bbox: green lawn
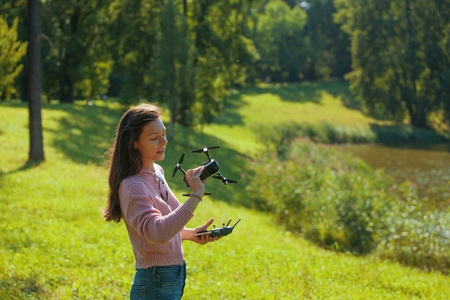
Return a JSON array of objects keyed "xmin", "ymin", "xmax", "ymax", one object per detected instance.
[
  {"xmin": 203, "ymin": 81, "xmax": 393, "ymax": 154},
  {"xmin": 1, "ymin": 82, "xmax": 448, "ymax": 299}
]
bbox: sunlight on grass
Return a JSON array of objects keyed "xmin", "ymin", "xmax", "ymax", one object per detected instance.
[{"xmin": 203, "ymin": 82, "xmax": 393, "ymax": 155}]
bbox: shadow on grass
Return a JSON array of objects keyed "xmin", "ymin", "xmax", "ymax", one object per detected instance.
[
  {"xmin": 212, "ymin": 82, "xmax": 330, "ymax": 127},
  {"xmin": 160, "ymin": 125, "xmax": 255, "ymax": 208},
  {"xmin": 212, "ymin": 91, "xmax": 247, "ymax": 126},
  {"xmin": 39, "ymin": 102, "xmax": 254, "ymax": 208},
  {"xmin": 0, "ymin": 159, "xmax": 43, "ymax": 177},
  {"xmin": 44, "ymin": 102, "xmax": 125, "ymax": 165}
]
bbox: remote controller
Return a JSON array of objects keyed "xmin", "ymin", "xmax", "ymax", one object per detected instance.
[{"xmin": 194, "ymin": 219, "xmax": 241, "ymax": 238}]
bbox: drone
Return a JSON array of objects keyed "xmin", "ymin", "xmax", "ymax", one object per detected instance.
[
  {"xmin": 172, "ymin": 146, "xmax": 238, "ymax": 196},
  {"xmin": 194, "ymin": 219, "xmax": 241, "ymax": 238}
]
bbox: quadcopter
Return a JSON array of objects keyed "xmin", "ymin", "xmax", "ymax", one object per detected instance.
[
  {"xmin": 194, "ymin": 219, "xmax": 241, "ymax": 238},
  {"xmin": 172, "ymin": 146, "xmax": 238, "ymax": 196}
]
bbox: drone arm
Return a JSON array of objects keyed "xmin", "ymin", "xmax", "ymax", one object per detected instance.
[
  {"xmin": 212, "ymin": 172, "xmax": 225, "ymax": 180},
  {"xmin": 205, "ymin": 152, "xmax": 212, "ymax": 161}
]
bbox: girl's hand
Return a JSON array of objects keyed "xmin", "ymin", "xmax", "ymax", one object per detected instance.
[
  {"xmin": 193, "ymin": 218, "xmax": 221, "ymax": 245},
  {"xmin": 185, "ymin": 166, "xmax": 206, "ymax": 197}
]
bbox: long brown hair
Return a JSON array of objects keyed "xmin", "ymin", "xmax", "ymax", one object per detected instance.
[{"xmin": 102, "ymin": 103, "xmax": 162, "ymax": 223}]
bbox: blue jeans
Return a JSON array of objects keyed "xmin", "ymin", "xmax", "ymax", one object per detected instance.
[{"xmin": 130, "ymin": 262, "xmax": 187, "ymax": 300}]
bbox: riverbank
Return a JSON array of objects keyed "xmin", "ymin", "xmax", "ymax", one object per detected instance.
[
  {"xmin": 338, "ymin": 143, "xmax": 450, "ymax": 204},
  {"xmin": 222, "ymin": 82, "xmax": 448, "ymax": 203}
]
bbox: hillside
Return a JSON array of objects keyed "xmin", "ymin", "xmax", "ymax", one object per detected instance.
[{"xmin": 1, "ymin": 82, "xmax": 449, "ymax": 299}]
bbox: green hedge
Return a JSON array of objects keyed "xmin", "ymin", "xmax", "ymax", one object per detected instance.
[
  {"xmin": 245, "ymin": 138, "xmax": 449, "ymax": 274},
  {"xmin": 253, "ymin": 122, "xmax": 447, "ymax": 154}
]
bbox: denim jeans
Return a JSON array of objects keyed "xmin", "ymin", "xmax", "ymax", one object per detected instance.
[{"xmin": 130, "ymin": 262, "xmax": 187, "ymax": 300}]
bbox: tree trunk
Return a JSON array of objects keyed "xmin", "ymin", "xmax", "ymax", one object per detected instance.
[
  {"xmin": 407, "ymin": 103, "xmax": 429, "ymax": 129},
  {"xmin": 27, "ymin": 0, "xmax": 45, "ymax": 162},
  {"xmin": 403, "ymin": 0, "xmax": 428, "ymax": 130},
  {"xmin": 59, "ymin": 74, "xmax": 74, "ymax": 103},
  {"xmin": 169, "ymin": 103, "xmax": 176, "ymax": 141}
]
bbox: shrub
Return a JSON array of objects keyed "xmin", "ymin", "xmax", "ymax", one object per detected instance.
[
  {"xmin": 245, "ymin": 138, "xmax": 449, "ymax": 273},
  {"xmin": 375, "ymin": 182, "xmax": 450, "ymax": 273},
  {"xmin": 253, "ymin": 122, "xmax": 447, "ymax": 152}
]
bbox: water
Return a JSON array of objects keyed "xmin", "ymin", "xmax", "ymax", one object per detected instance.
[{"xmin": 337, "ymin": 143, "xmax": 450, "ymax": 203}]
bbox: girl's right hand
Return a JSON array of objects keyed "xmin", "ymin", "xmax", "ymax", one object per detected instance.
[{"xmin": 184, "ymin": 166, "xmax": 205, "ymax": 197}]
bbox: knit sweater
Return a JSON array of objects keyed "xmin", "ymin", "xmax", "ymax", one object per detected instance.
[{"xmin": 119, "ymin": 164, "xmax": 194, "ymax": 269}]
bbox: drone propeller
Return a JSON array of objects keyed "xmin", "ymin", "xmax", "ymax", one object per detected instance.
[
  {"xmin": 182, "ymin": 192, "xmax": 212, "ymax": 197},
  {"xmin": 191, "ymin": 146, "xmax": 219, "ymax": 161},
  {"xmin": 172, "ymin": 152, "xmax": 186, "ymax": 178},
  {"xmin": 212, "ymin": 172, "xmax": 238, "ymax": 185},
  {"xmin": 191, "ymin": 146, "xmax": 220, "ymax": 153}
]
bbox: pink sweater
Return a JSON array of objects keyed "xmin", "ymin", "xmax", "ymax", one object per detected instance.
[{"xmin": 119, "ymin": 164, "xmax": 194, "ymax": 269}]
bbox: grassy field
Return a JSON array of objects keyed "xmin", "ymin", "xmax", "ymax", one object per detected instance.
[
  {"xmin": 1, "ymin": 82, "xmax": 449, "ymax": 299},
  {"xmin": 202, "ymin": 81, "xmax": 392, "ymax": 154}
]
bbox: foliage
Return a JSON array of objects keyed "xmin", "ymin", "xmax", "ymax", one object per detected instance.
[
  {"xmin": 254, "ymin": 122, "xmax": 447, "ymax": 157},
  {"xmin": 247, "ymin": 0, "xmax": 352, "ymax": 83},
  {"xmin": 39, "ymin": 0, "xmax": 113, "ymax": 103},
  {"xmin": 108, "ymin": 0, "xmax": 260, "ymax": 127},
  {"xmin": 1, "ymin": 102, "xmax": 449, "ymax": 299},
  {"xmin": 334, "ymin": 0, "xmax": 450, "ymax": 129},
  {"xmin": 245, "ymin": 137, "xmax": 449, "ymax": 273},
  {"xmin": 376, "ymin": 182, "xmax": 450, "ymax": 275},
  {"xmin": 188, "ymin": 0, "xmax": 260, "ymax": 125},
  {"xmin": 75, "ymin": 60, "xmax": 113, "ymax": 100},
  {"xmin": 2, "ymin": 0, "xmax": 448, "ymax": 136},
  {"xmin": 251, "ymin": 0, "xmax": 308, "ymax": 83},
  {"xmin": 107, "ymin": 0, "xmax": 160, "ymax": 105},
  {"xmin": 0, "ymin": 17, "xmax": 27, "ymax": 100},
  {"xmin": 300, "ymin": 0, "xmax": 352, "ymax": 80},
  {"xmin": 153, "ymin": 0, "xmax": 194, "ymax": 138}
]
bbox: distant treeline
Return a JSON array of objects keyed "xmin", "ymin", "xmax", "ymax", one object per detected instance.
[{"xmin": 1, "ymin": 0, "xmax": 449, "ymax": 131}]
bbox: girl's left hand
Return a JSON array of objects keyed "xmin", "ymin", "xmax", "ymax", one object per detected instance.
[{"xmin": 193, "ymin": 218, "xmax": 221, "ymax": 245}]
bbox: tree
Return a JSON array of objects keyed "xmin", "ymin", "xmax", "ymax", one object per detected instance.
[
  {"xmin": 27, "ymin": 0, "xmax": 44, "ymax": 162},
  {"xmin": 252, "ymin": 0, "xmax": 308, "ymax": 83},
  {"xmin": 334, "ymin": 0, "xmax": 450, "ymax": 129},
  {"xmin": 0, "ymin": 0, "xmax": 28, "ymax": 102},
  {"xmin": 0, "ymin": 17, "xmax": 27, "ymax": 100},
  {"xmin": 301, "ymin": 0, "xmax": 351, "ymax": 80},
  {"xmin": 107, "ymin": 0, "xmax": 160, "ymax": 104},
  {"xmin": 153, "ymin": 0, "xmax": 259, "ymax": 127},
  {"xmin": 188, "ymin": 0, "xmax": 260, "ymax": 124},
  {"xmin": 40, "ymin": 0, "xmax": 112, "ymax": 103},
  {"xmin": 153, "ymin": 0, "xmax": 193, "ymax": 140}
]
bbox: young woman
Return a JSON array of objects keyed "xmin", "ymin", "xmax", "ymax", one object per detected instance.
[{"xmin": 103, "ymin": 103, "xmax": 219, "ymax": 299}]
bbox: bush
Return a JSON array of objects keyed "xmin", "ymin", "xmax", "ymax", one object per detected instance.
[
  {"xmin": 253, "ymin": 122, "xmax": 447, "ymax": 154},
  {"xmin": 245, "ymin": 138, "xmax": 449, "ymax": 273},
  {"xmin": 253, "ymin": 123, "xmax": 377, "ymax": 158},
  {"xmin": 375, "ymin": 182, "xmax": 450, "ymax": 273}
]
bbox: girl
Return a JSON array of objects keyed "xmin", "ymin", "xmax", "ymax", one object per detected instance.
[{"xmin": 103, "ymin": 103, "xmax": 218, "ymax": 299}]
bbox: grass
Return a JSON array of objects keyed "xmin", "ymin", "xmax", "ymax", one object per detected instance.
[{"xmin": 1, "ymin": 82, "xmax": 449, "ymax": 299}]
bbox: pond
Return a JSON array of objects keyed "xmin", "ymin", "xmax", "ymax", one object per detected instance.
[{"xmin": 337, "ymin": 143, "xmax": 450, "ymax": 205}]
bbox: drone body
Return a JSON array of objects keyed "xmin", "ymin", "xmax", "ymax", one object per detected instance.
[
  {"xmin": 172, "ymin": 146, "xmax": 238, "ymax": 196},
  {"xmin": 199, "ymin": 159, "xmax": 220, "ymax": 180},
  {"xmin": 172, "ymin": 147, "xmax": 241, "ymax": 239}
]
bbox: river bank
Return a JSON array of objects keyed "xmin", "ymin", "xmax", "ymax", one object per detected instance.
[{"xmin": 337, "ymin": 143, "xmax": 450, "ymax": 206}]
